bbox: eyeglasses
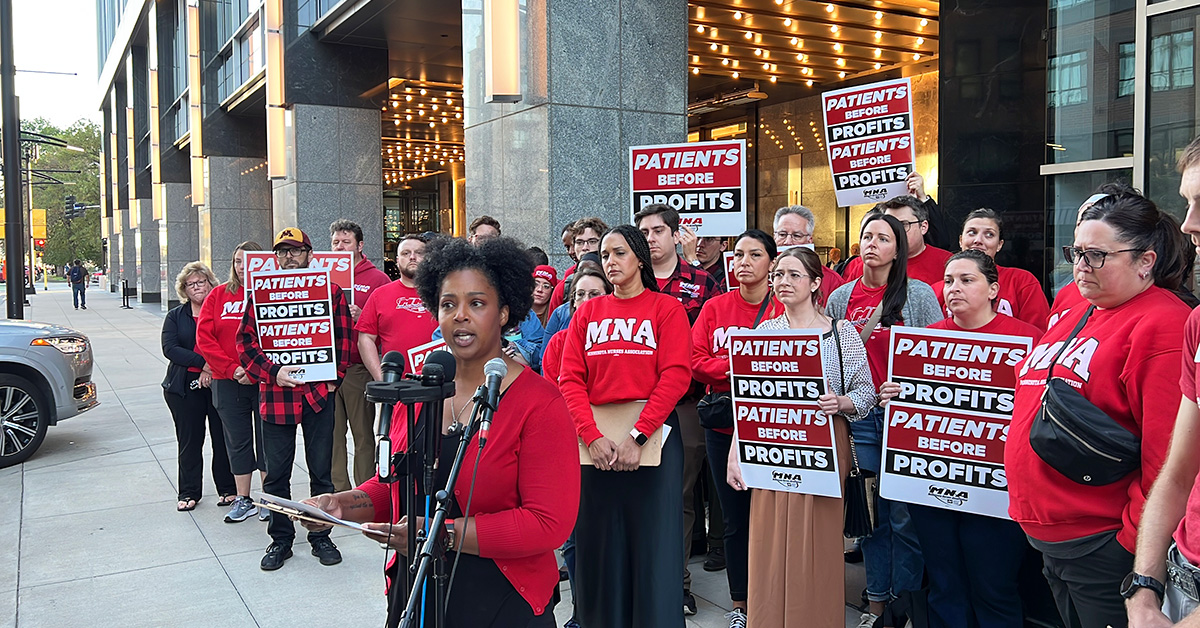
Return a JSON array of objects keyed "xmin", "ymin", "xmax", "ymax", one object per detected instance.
[
  {"xmin": 774, "ymin": 231, "xmax": 812, "ymax": 242},
  {"xmin": 185, "ymin": 280, "xmax": 210, "ymax": 289},
  {"xmin": 1062, "ymin": 246, "xmax": 1145, "ymax": 269},
  {"xmin": 768, "ymin": 270, "xmax": 810, "ymax": 282},
  {"xmin": 573, "ymin": 289, "xmax": 605, "ymax": 300},
  {"xmin": 574, "ymin": 237, "xmax": 600, "ymax": 248},
  {"xmin": 898, "ymin": 220, "xmax": 922, "ymax": 232},
  {"xmin": 275, "ymin": 247, "xmax": 310, "ymax": 258}
]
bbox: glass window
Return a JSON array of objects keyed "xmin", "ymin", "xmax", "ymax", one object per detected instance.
[
  {"xmin": 1147, "ymin": 8, "xmax": 1200, "ymax": 220},
  {"xmin": 1046, "ymin": 169, "xmax": 1134, "ymax": 293},
  {"xmin": 1117, "ymin": 42, "xmax": 1135, "ymax": 97},
  {"xmin": 1049, "ymin": 51, "xmax": 1088, "ymax": 107}
]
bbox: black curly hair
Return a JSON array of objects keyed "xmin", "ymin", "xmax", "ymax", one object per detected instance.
[
  {"xmin": 602, "ymin": 224, "xmax": 658, "ymax": 292},
  {"xmin": 415, "ymin": 236, "xmax": 534, "ymax": 335}
]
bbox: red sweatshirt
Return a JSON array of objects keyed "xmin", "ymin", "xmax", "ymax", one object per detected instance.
[
  {"xmin": 558, "ymin": 290, "xmax": 692, "ymax": 445},
  {"xmin": 844, "ymin": 245, "xmax": 950, "ymax": 307},
  {"xmin": 348, "ymin": 258, "xmax": 392, "ymax": 364},
  {"xmin": 1174, "ymin": 307, "xmax": 1200, "ymax": 563},
  {"xmin": 358, "ymin": 368, "xmax": 579, "ymax": 616},
  {"xmin": 541, "ymin": 330, "xmax": 566, "ymax": 387},
  {"xmin": 691, "ymin": 290, "xmax": 784, "ymax": 435},
  {"xmin": 995, "ymin": 265, "xmax": 1050, "ymax": 332},
  {"xmin": 548, "ymin": 264, "xmax": 577, "ymax": 312},
  {"xmin": 196, "ymin": 283, "xmax": 249, "ymax": 381},
  {"xmin": 1048, "ymin": 281, "xmax": 1085, "ymax": 330},
  {"xmin": 1007, "ymin": 286, "xmax": 1189, "ymax": 552}
]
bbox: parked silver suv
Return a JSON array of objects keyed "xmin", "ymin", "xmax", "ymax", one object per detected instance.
[{"xmin": 0, "ymin": 319, "xmax": 98, "ymax": 467}]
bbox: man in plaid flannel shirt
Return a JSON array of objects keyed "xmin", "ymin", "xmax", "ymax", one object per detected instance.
[
  {"xmin": 634, "ymin": 203, "xmax": 724, "ymax": 616},
  {"xmin": 238, "ymin": 227, "xmax": 353, "ymax": 571}
]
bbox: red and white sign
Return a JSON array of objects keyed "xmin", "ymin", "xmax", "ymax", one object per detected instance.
[
  {"xmin": 728, "ymin": 330, "xmax": 841, "ymax": 497},
  {"xmin": 244, "ymin": 251, "xmax": 355, "ymax": 303},
  {"xmin": 406, "ymin": 338, "xmax": 450, "ymax": 375},
  {"xmin": 250, "ymin": 267, "xmax": 338, "ymax": 383},
  {"xmin": 881, "ymin": 326, "xmax": 1032, "ymax": 519},
  {"xmin": 821, "ymin": 78, "xmax": 915, "ymax": 207},
  {"xmin": 630, "ymin": 139, "xmax": 747, "ymax": 236}
]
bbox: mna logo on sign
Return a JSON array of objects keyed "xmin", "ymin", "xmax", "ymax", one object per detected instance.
[
  {"xmin": 771, "ymin": 470, "xmax": 803, "ymax": 489},
  {"xmin": 928, "ymin": 485, "xmax": 969, "ymax": 507},
  {"xmin": 862, "ymin": 187, "xmax": 889, "ymax": 200}
]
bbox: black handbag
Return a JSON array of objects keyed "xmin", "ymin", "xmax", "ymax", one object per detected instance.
[
  {"xmin": 833, "ymin": 320, "xmax": 877, "ymax": 537},
  {"xmin": 697, "ymin": 295, "xmax": 773, "ymax": 431},
  {"xmin": 1029, "ymin": 305, "xmax": 1141, "ymax": 486}
]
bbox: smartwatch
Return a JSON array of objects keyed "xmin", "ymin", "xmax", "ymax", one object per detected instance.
[
  {"xmin": 688, "ymin": 258, "xmax": 701, "ymax": 267},
  {"xmin": 1120, "ymin": 571, "xmax": 1165, "ymax": 602},
  {"xmin": 629, "ymin": 428, "xmax": 649, "ymax": 447}
]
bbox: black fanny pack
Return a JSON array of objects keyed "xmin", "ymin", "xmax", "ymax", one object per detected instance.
[{"xmin": 1029, "ymin": 305, "xmax": 1140, "ymax": 486}]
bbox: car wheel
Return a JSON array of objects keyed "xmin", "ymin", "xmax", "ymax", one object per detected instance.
[{"xmin": 0, "ymin": 374, "xmax": 49, "ymax": 468}]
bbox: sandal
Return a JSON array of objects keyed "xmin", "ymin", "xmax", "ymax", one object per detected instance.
[
  {"xmin": 217, "ymin": 494, "xmax": 237, "ymax": 507},
  {"xmin": 177, "ymin": 498, "xmax": 198, "ymax": 512}
]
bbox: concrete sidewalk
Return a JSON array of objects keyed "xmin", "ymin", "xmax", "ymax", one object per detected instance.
[{"xmin": 2, "ymin": 283, "xmax": 867, "ymax": 628}]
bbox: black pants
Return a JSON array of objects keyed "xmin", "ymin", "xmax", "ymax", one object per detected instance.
[
  {"xmin": 164, "ymin": 387, "xmax": 235, "ymax": 501},
  {"xmin": 704, "ymin": 428, "xmax": 750, "ymax": 602},
  {"xmin": 1039, "ymin": 532, "xmax": 1133, "ymax": 628},
  {"xmin": 576, "ymin": 412, "xmax": 684, "ymax": 628},
  {"xmin": 262, "ymin": 400, "xmax": 335, "ymax": 547},
  {"xmin": 211, "ymin": 379, "xmax": 265, "ymax": 476}
]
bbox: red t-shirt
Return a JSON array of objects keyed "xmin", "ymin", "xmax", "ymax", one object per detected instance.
[
  {"xmin": 691, "ymin": 290, "xmax": 785, "ymax": 435},
  {"xmin": 1174, "ymin": 307, "xmax": 1200, "ymax": 563},
  {"xmin": 1048, "ymin": 281, "xmax": 1085, "ymax": 330},
  {"xmin": 358, "ymin": 368, "xmax": 579, "ymax": 616},
  {"xmin": 541, "ymin": 330, "xmax": 566, "ymax": 387},
  {"xmin": 348, "ymin": 258, "xmax": 393, "ymax": 365},
  {"xmin": 196, "ymin": 283, "xmax": 250, "ymax": 381},
  {"xmin": 995, "ymin": 265, "xmax": 1050, "ymax": 332},
  {"xmin": 558, "ymin": 290, "xmax": 693, "ymax": 445},
  {"xmin": 1007, "ymin": 286, "xmax": 1190, "ymax": 551},
  {"xmin": 929, "ymin": 313, "xmax": 1042, "ymax": 344},
  {"xmin": 845, "ymin": 281, "xmax": 890, "ymax": 388},
  {"xmin": 355, "ymin": 279, "xmax": 438, "ymax": 369},
  {"xmin": 842, "ymin": 246, "xmax": 949, "ymax": 307}
]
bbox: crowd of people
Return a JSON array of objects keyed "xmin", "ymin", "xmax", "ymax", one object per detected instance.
[{"xmin": 155, "ymin": 134, "xmax": 1200, "ymax": 628}]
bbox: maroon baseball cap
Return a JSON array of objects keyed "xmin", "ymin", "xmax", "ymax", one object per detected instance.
[{"xmin": 273, "ymin": 227, "xmax": 312, "ymax": 250}]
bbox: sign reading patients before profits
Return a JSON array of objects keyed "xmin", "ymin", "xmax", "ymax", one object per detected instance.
[
  {"xmin": 881, "ymin": 327, "xmax": 1032, "ymax": 519},
  {"xmin": 244, "ymin": 251, "xmax": 356, "ymax": 304},
  {"xmin": 821, "ymin": 77, "xmax": 916, "ymax": 207},
  {"xmin": 630, "ymin": 139, "xmax": 746, "ymax": 236},
  {"xmin": 728, "ymin": 330, "xmax": 841, "ymax": 497},
  {"xmin": 251, "ymin": 267, "xmax": 338, "ymax": 383},
  {"xmin": 406, "ymin": 338, "xmax": 450, "ymax": 374}
]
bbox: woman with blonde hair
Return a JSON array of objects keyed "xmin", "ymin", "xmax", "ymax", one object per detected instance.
[{"xmin": 163, "ymin": 261, "xmax": 235, "ymax": 511}]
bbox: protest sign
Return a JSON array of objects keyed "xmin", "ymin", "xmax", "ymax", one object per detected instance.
[
  {"xmin": 406, "ymin": 338, "xmax": 450, "ymax": 374},
  {"xmin": 821, "ymin": 78, "xmax": 915, "ymax": 207},
  {"xmin": 881, "ymin": 326, "xmax": 1032, "ymax": 518},
  {"xmin": 630, "ymin": 140, "xmax": 746, "ymax": 236},
  {"xmin": 250, "ymin": 267, "xmax": 338, "ymax": 383},
  {"xmin": 244, "ymin": 250, "xmax": 356, "ymax": 303},
  {"xmin": 728, "ymin": 330, "xmax": 841, "ymax": 497}
]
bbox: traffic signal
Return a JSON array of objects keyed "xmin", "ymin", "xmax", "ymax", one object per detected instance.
[
  {"xmin": 33, "ymin": 238, "xmax": 45, "ymax": 250},
  {"xmin": 64, "ymin": 195, "xmax": 75, "ymax": 211}
]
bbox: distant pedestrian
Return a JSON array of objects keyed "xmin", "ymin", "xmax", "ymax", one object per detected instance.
[
  {"xmin": 68, "ymin": 260, "xmax": 87, "ymax": 310},
  {"xmin": 162, "ymin": 261, "xmax": 236, "ymax": 512}
]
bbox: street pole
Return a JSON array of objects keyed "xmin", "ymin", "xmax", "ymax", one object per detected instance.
[
  {"xmin": 24, "ymin": 145, "xmax": 34, "ymax": 296},
  {"xmin": 0, "ymin": 0, "xmax": 23, "ymax": 319}
]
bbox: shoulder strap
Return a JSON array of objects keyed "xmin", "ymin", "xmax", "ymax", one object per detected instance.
[
  {"xmin": 831, "ymin": 319, "xmax": 846, "ymax": 397},
  {"xmin": 1047, "ymin": 305, "xmax": 1095, "ymax": 378},
  {"xmin": 859, "ymin": 304, "xmax": 884, "ymax": 345},
  {"xmin": 752, "ymin": 294, "xmax": 773, "ymax": 328}
]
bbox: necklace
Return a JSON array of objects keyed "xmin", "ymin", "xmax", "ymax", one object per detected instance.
[
  {"xmin": 447, "ymin": 394, "xmax": 472, "ymax": 436},
  {"xmin": 789, "ymin": 310, "xmax": 826, "ymax": 330}
]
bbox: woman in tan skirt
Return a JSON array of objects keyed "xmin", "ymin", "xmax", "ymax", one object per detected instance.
[{"xmin": 727, "ymin": 247, "xmax": 876, "ymax": 627}]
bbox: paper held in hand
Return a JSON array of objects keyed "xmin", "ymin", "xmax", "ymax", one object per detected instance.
[
  {"xmin": 253, "ymin": 491, "xmax": 371, "ymax": 532},
  {"xmin": 578, "ymin": 401, "xmax": 670, "ymax": 467}
]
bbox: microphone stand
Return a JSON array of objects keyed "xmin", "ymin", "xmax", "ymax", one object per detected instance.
[{"xmin": 396, "ymin": 385, "xmax": 488, "ymax": 628}]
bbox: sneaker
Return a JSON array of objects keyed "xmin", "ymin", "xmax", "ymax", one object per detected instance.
[
  {"xmin": 260, "ymin": 542, "xmax": 293, "ymax": 571},
  {"xmin": 855, "ymin": 612, "xmax": 879, "ymax": 628},
  {"xmin": 844, "ymin": 546, "xmax": 863, "ymax": 563},
  {"xmin": 223, "ymin": 496, "xmax": 256, "ymax": 523},
  {"xmin": 258, "ymin": 506, "xmax": 270, "ymax": 522},
  {"xmin": 725, "ymin": 609, "xmax": 747, "ymax": 628},
  {"xmin": 80, "ymin": 305, "xmax": 86, "ymax": 310},
  {"xmin": 310, "ymin": 536, "xmax": 342, "ymax": 566},
  {"xmin": 703, "ymin": 547, "xmax": 726, "ymax": 572},
  {"xmin": 683, "ymin": 591, "xmax": 697, "ymax": 616},
  {"xmin": 563, "ymin": 621, "xmax": 581, "ymax": 628}
]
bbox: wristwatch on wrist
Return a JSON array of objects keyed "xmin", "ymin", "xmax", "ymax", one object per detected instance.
[
  {"xmin": 1120, "ymin": 571, "xmax": 1165, "ymax": 602},
  {"xmin": 688, "ymin": 258, "xmax": 701, "ymax": 267},
  {"xmin": 629, "ymin": 428, "xmax": 649, "ymax": 447},
  {"xmin": 444, "ymin": 519, "xmax": 457, "ymax": 551}
]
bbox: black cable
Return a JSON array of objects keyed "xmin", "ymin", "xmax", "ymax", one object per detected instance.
[{"xmin": 443, "ymin": 441, "xmax": 485, "ymax": 614}]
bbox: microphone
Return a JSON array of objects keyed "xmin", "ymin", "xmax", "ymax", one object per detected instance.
[
  {"xmin": 406, "ymin": 350, "xmax": 456, "ymax": 385},
  {"xmin": 375, "ymin": 351, "xmax": 405, "ymax": 480},
  {"xmin": 477, "ymin": 358, "xmax": 507, "ymax": 448}
]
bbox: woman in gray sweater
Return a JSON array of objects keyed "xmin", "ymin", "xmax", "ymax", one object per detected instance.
[{"xmin": 825, "ymin": 212, "xmax": 942, "ymax": 627}]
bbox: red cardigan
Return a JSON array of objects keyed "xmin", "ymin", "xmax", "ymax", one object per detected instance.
[{"xmin": 357, "ymin": 367, "xmax": 580, "ymax": 616}]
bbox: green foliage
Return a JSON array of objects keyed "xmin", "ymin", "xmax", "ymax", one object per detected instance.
[{"xmin": 9, "ymin": 118, "xmax": 103, "ymax": 268}]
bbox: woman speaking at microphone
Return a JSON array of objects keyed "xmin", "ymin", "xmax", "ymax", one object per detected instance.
[
  {"xmin": 879, "ymin": 249, "xmax": 1040, "ymax": 628},
  {"xmin": 300, "ymin": 237, "xmax": 580, "ymax": 627},
  {"xmin": 558, "ymin": 224, "xmax": 692, "ymax": 628}
]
